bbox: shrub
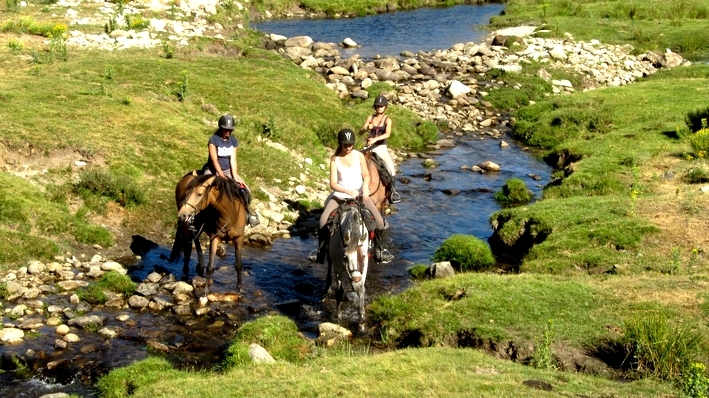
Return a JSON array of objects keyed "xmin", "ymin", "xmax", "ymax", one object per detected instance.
[
  {"xmin": 686, "ymin": 107, "xmax": 709, "ymax": 133},
  {"xmin": 431, "ymin": 234, "xmax": 495, "ymax": 272},
  {"xmin": 689, "ymin": 128, "xmax": 709, "ymax": 157},
  {"xmin": 494, "ymin": 178, "xmax": 533, "ymax": 204},
  {"xmin": 222, "ymin": 315, "xmax": 311, "ymax": 369},
  {"xmin": 0, "ymin": 283, "xmax": 8, "ymax": 300},
  {"xmin": 622, "ymin": 313, "xmax": 704, "ymax": 381}
]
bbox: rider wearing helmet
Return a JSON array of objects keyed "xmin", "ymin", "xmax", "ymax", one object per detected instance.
[
  {"xmin": 201, "ymin": 114, "xmax": 260, "ymax": 227},
  {"xmin": 309, "ymin": 128, "xmax": 393, "ymax": 264},
  {"xmin": 360, "ymin": 94, "xmax": 401, "ymax": 204}
]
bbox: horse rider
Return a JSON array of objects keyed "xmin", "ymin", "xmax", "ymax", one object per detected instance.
[
  {"xmin": 309, "ymin": 128, "xmax": 394, "ymax": 264},
  {"xmin": 359, "ymin": 94, "xmax": 402, "ymax": 204},
  {"xmin": 201, "ymin": 114, "xmax": 260, "ymax": 227}
]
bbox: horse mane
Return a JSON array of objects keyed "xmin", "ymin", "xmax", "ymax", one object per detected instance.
[
  {"xmin": 186, "ymin": 175, "xmax": 242, "ymax": 203},
  {"xmin": 340, "ymin": 206, "xmax": 365, "ymax": 252}
]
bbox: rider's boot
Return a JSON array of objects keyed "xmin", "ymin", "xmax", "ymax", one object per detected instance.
[
  {"xmin": 308, "ymin": 226, "xmax": 329, "ymax": 264},
  {"xmin": 239, "ymin": 187, "xmax": 260, "ymax": 227},
  {"xmin": 246, "ymin": 207, "xmax": 260, "ymax": 227},
  {"xmin": 389, "ymin": 178, "xmax": 401, "ymax": 204}
]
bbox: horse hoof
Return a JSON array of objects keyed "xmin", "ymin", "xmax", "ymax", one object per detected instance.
[{"xmin": 199, "ymin": 296, "xmax": 209, "ymax": 307}]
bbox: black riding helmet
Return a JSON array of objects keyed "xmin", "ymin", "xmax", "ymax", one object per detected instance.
[
  {"xmin": 337, "ymin": 128, "xmax": 356, "ymax": 145},
  {"xmin": 218, "ymin": 114, "xmax": 235, "ymax": 130},
  {"xmin": 373, "ymin": 95, "xmax": 388, "ymax": 108}
]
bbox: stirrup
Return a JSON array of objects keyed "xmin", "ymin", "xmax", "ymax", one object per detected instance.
[
  {"xmin": 375, "ymin": 248, "xmax": 394, "ymax": 264},
  {"xmin": 248, "ymin": 214, "xmax": 260, "ymax": 227},
  {"xmin": 308, "ymin": 249, "xmax": 318, "ymax": 263},
  {"xmin": 390, "ymin": 191, "xmax": 401, "ymax": 204}
]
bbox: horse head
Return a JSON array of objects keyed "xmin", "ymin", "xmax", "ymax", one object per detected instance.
[
  {"xmin": 178, "ymin": 175, "xmax": 216, "ymax": 223},
  {"xmin": 339, "ymin": 204, "xmax": 368, "ymax": 268}
]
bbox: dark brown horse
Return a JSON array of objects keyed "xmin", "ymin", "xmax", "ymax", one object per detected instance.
[
  {"xmin": 169, "ymin": 171, "xmax": 206, "ymax": 278},
  {"xmin": 177, "ymin": 174, "xmax": 247, "ymax": 297}
]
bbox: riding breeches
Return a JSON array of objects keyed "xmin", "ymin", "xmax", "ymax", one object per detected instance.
[
  {"xmin": 372, "ymin": 145, "xmax": 395, "ymax": 177},
  {"xmin": 319, "ymin": 194, "xmax": 384, "ymax": 230}
]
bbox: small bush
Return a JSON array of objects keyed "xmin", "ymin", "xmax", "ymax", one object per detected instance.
[
  {"xmin": 0, "ymin": 283, "xmax": 8, "ymax": 300},
  {"xmin": 73, "ymin": 221, "xmax": 114, "ymax": 246},
  {"xmin": 690, "ymin": 128, "xmax": 709, "ymax": 157},
  {"xmin": 495, "ymin": 178, "xmax": 533, "ymax": 204},
  {"xmin": 622, "ymin": 313, "xmax": 704, "ymax": 381},
  {"xmin": 686, "ymin": 107, "xmax": 709, "ymax": 133},
  {"xmin": 222, "ymin": 315, "xmax": 311, "ymax": 369},
  {"xmin": 431, "ymin": 234, "xmax": 495, "ymax": 272}
]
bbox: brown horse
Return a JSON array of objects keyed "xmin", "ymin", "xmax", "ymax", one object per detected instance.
[
  {"xmin": 364, "ymin": 151, "xmax": 387, "ymax": 216},
  {"xmin": 169, "ymin": 171, "xmax": 206, "ymax": 278},
  {"xmin": 177, "ymin": 174, "xmax": 247, "ymax": 297}
]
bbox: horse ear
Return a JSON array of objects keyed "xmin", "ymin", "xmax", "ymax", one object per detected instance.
[
  {"xmin": 191, "ymin": 170, "xmax": 198, "ymax": 177},
  {"xmin": 205, "ymin": 176, "xmax": 217, "ymax": 186}
]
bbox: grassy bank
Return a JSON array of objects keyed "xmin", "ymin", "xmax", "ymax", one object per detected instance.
[{"xmin": 490, "ymin": 0, "xmax": 709, "ymax": 60}]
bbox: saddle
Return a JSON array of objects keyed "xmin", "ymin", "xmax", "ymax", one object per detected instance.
[
  {"xmin": 325, "ymin": 199, "xmax": 377, "ymax": 233},
  {"xmin": 370, "ymin": 152, "xmax": 393, "ymax": 187}
]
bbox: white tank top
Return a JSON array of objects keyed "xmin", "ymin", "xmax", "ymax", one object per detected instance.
[{"xmin": 333, "ymin": 153, "xmax": 363, "ymax": 199}]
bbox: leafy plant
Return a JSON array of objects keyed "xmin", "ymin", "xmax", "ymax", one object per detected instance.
[
  {"xmin": 8, "ymin": 39, "xmax": 23, "ymax": 53},
  {"xmin": 174, "ymin": 71, "xmax": 188, "ymax": 101},
  {"xmin": 530, "ymin": 319, "xmax": 556, "ymax": 370},
  {"xmin": 104, "ymin": 15, "xmax": 118, "ymax": 35},
  {"xmin": 431, "ymin": 234, "xmax": 495, "ymax": 272},
  {"xmin": 162, "ymin": 41, "xmax": 175, "ymax": 59},
  {"xmin": 104, "ymin": 65, "xmax": 115, "ymax": 80},
  {"xmin": 0, "ymin": 282, "xmax": 8, "ymax": 300},
  {"xmin": 408, "ymin": 264, "xmax": 429, "ymax": 280},
  {"xmin": 689, "ymin": 128, "xmax": 709, "ymax": 157},
  {"xmin": 681, "ymin": 362, "xmax": 709, "ymax": 398}
]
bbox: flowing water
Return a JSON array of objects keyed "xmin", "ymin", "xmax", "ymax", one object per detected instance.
[
  {"xmin": 0, "ymin": 4, "xmax": 556, "ymax": 397},
  {"xmin": 253, "ymin": 4, "xmax": 506, "ymax": 60}
]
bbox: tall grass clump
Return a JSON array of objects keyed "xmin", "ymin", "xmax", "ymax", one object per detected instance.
[
  {"xmin": 73, "ymin": 168, "xmax": 146, "ymax": 207},
  {"xmin": 494, "ymin": 178, "xmax": 533, "ymax": 205},
  {"xmin": 221, "ymin": 315, "xmax": 312, "ymax": 369},
  {"xmin": 431, "ymin": 234, "xmax": 495, "ymax": 272},
  {"xmin": 622, "ymin": 313, "xmax": 705, "ymax": 381}
]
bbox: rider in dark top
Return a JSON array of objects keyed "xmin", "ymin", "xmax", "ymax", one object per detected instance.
[
  {"xmin": 359, "ymin": 94, "xmax": 401, "ymax": 204},
  {"xmin": 201, "ymin": 114, "xmax": 260, "ymax": 227}
]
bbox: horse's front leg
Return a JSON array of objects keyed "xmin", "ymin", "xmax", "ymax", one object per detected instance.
[
  {"xmin": 194, "ymin": 234, "xmax": 205, "ymax": 276},
  {"xmin": 203, "ymin": 236, "xmax": 220, "ymax": 299},
  {"xmin": 233, "ymin": 236, "xmax": 244, "ymax": 292}
]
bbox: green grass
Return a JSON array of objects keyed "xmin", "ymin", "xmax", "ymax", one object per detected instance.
[
  {"xmin": 369, "ymin": 273, "xmax": 620, "ymax": 347},
  {"xmin": 431, "ymin": 234, "xmax": 495, "ymax": 272},
  {"xmin": 97, "ymin": 347, "xmax": 673, "ymax": 398},
  {"xmin": 221, "ymin": 315, "xmax": 312, "ymax": 369},
  {"xmin": 76, "ymin": 271, "xmax": 136, "ymax": 304},
  {"xmin": 490, "ymin": 0, "xmax": 709, "ymax": 60}
]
